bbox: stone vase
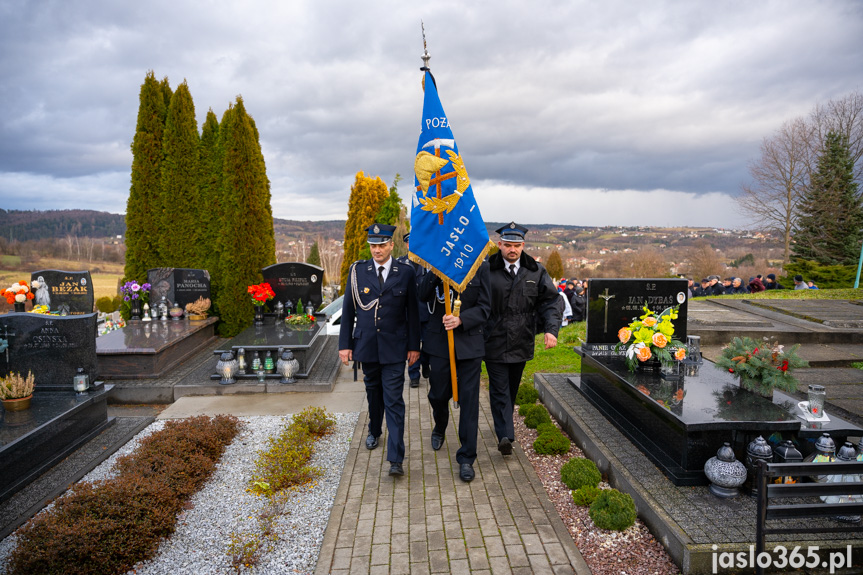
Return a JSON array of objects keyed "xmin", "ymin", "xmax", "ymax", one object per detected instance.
[
  {"xmin": 13, "ymin": 302, "xmax": 25, "ymax": 313},
  {"xmin": 130, "ymin": 298, "xmax": 142, "ymax": 321}
]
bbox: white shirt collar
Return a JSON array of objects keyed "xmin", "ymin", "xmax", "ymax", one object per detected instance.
[
  {"xmin": 375, "ymin": 257, "xmax": 393, "ymax": 281},
  {"xmin": 506, "ymin": 259, "xmax": 520, "ymax": 274}
]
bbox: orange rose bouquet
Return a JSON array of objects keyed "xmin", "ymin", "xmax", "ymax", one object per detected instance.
[
  {"xmin": 614, "ymin": 305, "xmax": 686, "ymax": 372},
  {"xmin": 247, "ymin": 282, "xmax": 275, "ymax": 306}
]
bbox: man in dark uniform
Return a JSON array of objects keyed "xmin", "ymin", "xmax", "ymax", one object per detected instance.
[
  {"xmin": 339, "ymin": 223, "xmax": 420, "ymax": 477},
  {"xmin": 485, "ymin": 222, "xmax": 561, "ymax": 456},
  {"xmin": 397, "ymin": 233, "xmax": 431, "ymax": 387},
  {"xmin": 418, "ymin": 262, "xmax": 491, "ymax": 482}
]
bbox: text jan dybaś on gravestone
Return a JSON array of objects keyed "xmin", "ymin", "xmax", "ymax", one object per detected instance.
[
  {"xmin": 0, "ymin": 312, "xmax": 98, "ymax": 388},
  {"xmin": 584, "ymin": 278, "xmax": 688, "ymax": 356},
  {"xmin": 30, "ymin": 270, "xmax": 94, "ymax": 315},
  {"xmin": 147, "ymin": 268, "xmax": 211, "ymax": 310},
  {"xmin": 261, "ymin": 262, "xmax": 324, "ymax": 312}
]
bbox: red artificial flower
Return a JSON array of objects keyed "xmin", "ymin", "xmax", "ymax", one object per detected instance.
[{"xmin": 778, "ymin": 360, "xmax": 789, "ymax": 372}]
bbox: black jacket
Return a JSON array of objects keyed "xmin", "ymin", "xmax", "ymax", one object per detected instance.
[
  {"xmin": 570, "ymin": 291, "xmax": 586, "ymax": 322},
  {"xmin": 418, "ymin": 262, "xmax": 490, "ymax": 360},
  {"xmin": 485, "ymin": 251, "xmax": 560, "ymax": 363}
]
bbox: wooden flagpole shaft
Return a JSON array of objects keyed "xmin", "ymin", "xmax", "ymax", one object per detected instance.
[{"xmin": 444, "ymin": 285, "xmax": 459, "ymax": 406}]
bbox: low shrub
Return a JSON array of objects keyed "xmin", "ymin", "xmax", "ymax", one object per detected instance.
[
  {"xmin": 7, "ymin": 415, "xmax": 241, "ymax": 575},
  {"xmin": 589, "ymin": 488, "xmax": 637, "ymax": 531},
  {"xmin": 536, "ymin": 422, "xmax": 556, "ymax": 435},
  {"xmin": 518, "ymin": 402, "xmax": 538, "ymax": 417},
  {"xmin": 572, "ymin": 485, "xmax": 602, "ymax": 506},
  {"xmin": 533, "ymin": 430, "xmax": 570, "ymax": 455},
  {"xmin": 95, "ymin": 296, "xmax": 115, "ymax": 313},
  {"xmin": 523, "ymin": 405, "xmax": 552, "ymax": 429},
  {"xmin": 560, "ymin": 457, "xmax": 601, "ymax": 491},
  {"xmin": 292, "ymin": 406, "xmax": 336, "ymax": 437},
  {"xmin": 515, "ymin": 383, "xmax": 539, "ymax": 406}
]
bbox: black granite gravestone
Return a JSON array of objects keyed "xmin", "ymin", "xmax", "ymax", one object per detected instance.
[
  {"xmin": 0, "ymin": 313, "xmax": 98, "ymax": 388},
  {"xmin": 261, "ymin": 263, "xmax": 324, "ymax": 312},
  {"xmin": 147, "ymin": 268, "xmax": 211, "ymax": 310},
  {"xmin": 584, "ymin": 278, "xmax": 688, "ymax": 356},
  {"xmin": 30, "ymin": 270, "xmax": 94, "ymax": 314}
]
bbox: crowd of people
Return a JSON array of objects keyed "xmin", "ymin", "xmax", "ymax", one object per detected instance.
[{"xmin": 686, "ymin": 273, "xmax": 817, "ymax": 297}]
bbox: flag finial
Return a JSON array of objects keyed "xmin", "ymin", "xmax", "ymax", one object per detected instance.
[{"xmin": 421, "ymin": 22, "xmax": 431, "ymax": 71}]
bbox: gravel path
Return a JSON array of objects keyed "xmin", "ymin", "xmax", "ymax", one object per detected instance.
[
  {"xmin": 514, "ymin": 415, "xmax": 682, "ymax": 575},
  {"xmin": 0, "ymin": 413, "xmax": 359, "ymax": 575}
]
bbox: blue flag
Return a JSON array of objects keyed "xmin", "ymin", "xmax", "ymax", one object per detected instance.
[{"xmin": 408, "ymin": 70, "xmax": 494, "ymax": 292}]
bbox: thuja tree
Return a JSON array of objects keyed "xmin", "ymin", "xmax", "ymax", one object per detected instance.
[
  {"xmin": 546, "ymin": 250, "xmax": 565, "ymax": 280},
  {"xmin": 338, "ymin": 171, "xmax": 389, "ymax": 294},
  {"xmin": 197, "ymin": 109, "xmax": 223, "ymax": 276},
  {"xmin": 125, "ymin": 71, "xmax": 171, "ymax": 281},
  {"xmin": 307, "ymin": 240, "xmax": 324, "ymax": 285},
  {"xmin": 160, "ymin": 80, "xmax": 201, "ymax": 267},
  {"xmin": 792, "ymin": 131, "xmax": 863, "ymax": 266},
  {"xmin": 359, "ymin": 173, "xmax": 405, "ymax": 260},
  {"xmin": 214, "ymin": 97, "xmax": 276, "ymax": 336}
]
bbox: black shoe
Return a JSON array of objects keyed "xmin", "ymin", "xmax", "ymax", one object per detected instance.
[
  {"xmin": 498, "ymin": 437, "xmax": 513, "ymax": 456},
  {"xmin": 389, "ymin": 462, "xmax": 404, "ymax": 476},
  {"xmin": 366, "ymin": 433, "xmax": 379, "ymax": 450},
  {"xmin": 422, "ymin": 364, "xmax": 430, "ymax": 379},
  {"xmin": 431, "ymin": 432, "xmax": 445, "ymax": 451},
  {"xmin": 409, "ymin": 378, "xmax": 420, "ymax": 388},
  {"xmin": 459, "ymin": 463, "xmax": 475, "ymax": 482}
]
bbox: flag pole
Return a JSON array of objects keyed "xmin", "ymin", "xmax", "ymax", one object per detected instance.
[{"xmin": 444, "ymin": 284, "xmax": 459, "ymax": 407}]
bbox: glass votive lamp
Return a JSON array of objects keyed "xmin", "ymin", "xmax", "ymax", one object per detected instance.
[
  {"xmin": 216, "ymin": 352, "xmax": 238, "ymax": 385},
  {"xmin": 73, "ymin": 367, "xmax": 90, "ymax": 393},
  {"xmin": 807, "ymin": 384, "xmax": 826, "ymax": 416}
]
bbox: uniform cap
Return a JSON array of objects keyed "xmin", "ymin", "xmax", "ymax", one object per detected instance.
[
  {"xmin": 366, "ymin": 223, "xmax": 396, "ymax": 245},
  {"xmin": 495, "ymin": 222, "xmax": 528, "ymax": 242}
]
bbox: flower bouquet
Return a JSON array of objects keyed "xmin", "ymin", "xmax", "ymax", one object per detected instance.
[
  {"xmin": 120, "ymin": 280, "xmax": 151, "ymax": 303},
  {"xmin": 285, "ymin": 313, "xmax": 315, "ymax": 326},
  {"xmin": 247, "ymin": 282, "xmax": 275, "ymax": 306},
  {"xmin": 615, "ymin": 305, "xmax": 686, "ymax": 372},
  {"xmin": 714, "ymin": 336, "xmax": 808, "ymax": 397},
  {"xmin": 2, "ymin": 281, "xmax": 35, "ymax": 309}
]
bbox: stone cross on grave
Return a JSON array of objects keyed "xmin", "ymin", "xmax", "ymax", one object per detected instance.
[
  {"xmin": 599, "ymin": 288, "xmax": 615, "ymax": 334},
  {"xmin": 416, "ymin": 140, "xmax": 456, "ymax": 225},
  {"xmin": 0, "ymin": 322, "xmax": 16, "ymax": 363}
]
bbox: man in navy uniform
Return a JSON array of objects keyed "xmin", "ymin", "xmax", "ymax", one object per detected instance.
[
  {"xmin": 418, "ymin": 261, "xmax": 491, "ymax": 482},
  {"xmin": 397, "ymin": 232, "xmax": 431, "ymax": 388},
  {"xmin": 485, "ymin": 222, "xmax": 560, "ymax": 456},
  {"xmin": 339, "ymin": 224, "xmax": 420, "ymax": 477}
]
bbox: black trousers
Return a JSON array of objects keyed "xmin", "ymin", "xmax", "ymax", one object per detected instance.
[
  {"xmin": 485, "ymin": 360, "xmax": 526, "ymax": 442},
  {"xmin": 362, "ymin": 361, "xmax": 406, "ymax": 463},
  {"xmin": 427, "ymin": 355, "xmax": 481, "ymax": 464}
]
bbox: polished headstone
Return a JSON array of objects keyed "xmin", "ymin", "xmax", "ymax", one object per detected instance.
[
  {"xmin": 30, "ymin": 270, "xmax": 94, "ymax": 315},
  {"xmin": 147, "ymin": 268, "xmax": 211, "ymax": 309},
  {"xmin": 584, "ymin": 278, "xmax": 688, "ymax": 356},
  {"xmin": 261, "ymin": 262, "xmax": 324, "ymax": 312},
  {"xmin": 0, "ymin": 313, "xmax": 98, "ymax": 387}
]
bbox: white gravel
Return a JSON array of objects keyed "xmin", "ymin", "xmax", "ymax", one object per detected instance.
[{"xmin": 0, "ymin": 412, "xmax": 359, "ymax": 575}]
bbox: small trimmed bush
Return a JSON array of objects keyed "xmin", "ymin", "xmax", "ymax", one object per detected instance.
[
  {"xmin": 536, "ymin": 422, "xmax": 556, "ymax": 435},
  {"xmin": 515, "ymin": 383, "xmax": 539, "ymax": 406},
  {"xmin": 518, "ymin": 402, "xmax": 537, "ymax": 417},
  {"xmin": 523, "ymin": 405, "xmax": 552, "ymax": 429},
  {"xmin": 533, "ymin": 430, "xmax": 570, "ymax": 455},
  {"xmin": 560, "ymin": 457, "xmax": 601, "ymax": 490},
  {"xmin": 96, "ymin": 296, "xmax": 115, "ymax": 313},
  {"xmin": 589, "ymin": 488, "xmax": 637, "ymax": 531},
  {"xmin": 572, "ymin": 485, "xmax": 602, "ymax": 506}
]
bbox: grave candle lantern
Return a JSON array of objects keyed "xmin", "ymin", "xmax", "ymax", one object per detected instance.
[{"xmin": 73, "ymin": 367, "xmax": 89, "ymax": 393}]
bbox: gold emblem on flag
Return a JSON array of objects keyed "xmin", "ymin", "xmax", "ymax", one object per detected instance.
[{"xmin": 414, "ymin": 149, "xmax": 470, "ymax": 215}]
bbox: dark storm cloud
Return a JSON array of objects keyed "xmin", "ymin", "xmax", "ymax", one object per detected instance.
[{"xmin": 0, "ymin": 0, "xmax": 861, "ymax": 227}]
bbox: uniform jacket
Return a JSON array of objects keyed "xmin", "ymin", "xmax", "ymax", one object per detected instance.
[
  {"xmin": 397, "ymin": 254, "xmax": 431, "ymax": 323},
  {"xmin": 418, "ymin": 262, "xmax": 490, "ymax": 360},
  {"xmin": 485, "ymin": 251, "xmax": 560, "ymax": 363},
  {"xmin": 338, "ymin": 259, "xmax": 420, "ymax": 364}
]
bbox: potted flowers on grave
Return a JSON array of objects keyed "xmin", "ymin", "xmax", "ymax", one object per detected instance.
[
  {"xmin": 247, "ymin": 282, "xmax": 275, "ymax": 326},
  {"xmin": 615, "ymin": 305, "xmax": 686, "ymax": 373},
  {"xmin": 0, "ymin": 371, "xmax": 36, "ymax": 411},
  {"xmin": 119, "ymin": 280, "xmax": 151, "ymax": 321},
  {"xmin": 2, "ymin": 281, "xmax": 35, "ymax": 313},
  {"xmin": 185, "ymin": 297, "xmax": 211, "ymax": 321},
  {"xmin": 285, "ymin": 312, "xmax": 315, "ymax": 326},
  {"xmin": 714, "ymin": 336, "xmax": 808, "ymax": 398}
]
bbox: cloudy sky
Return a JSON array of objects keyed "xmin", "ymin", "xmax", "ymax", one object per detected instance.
[{"xmin": 1, "ymin": 1, "xmax": 861, "ymax": 229}]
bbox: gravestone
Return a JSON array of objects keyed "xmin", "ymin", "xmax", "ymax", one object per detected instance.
[
  {"xmin": 147, "ymin": 268, "xmax": 211, "ymax": 309},
  {"xmin": 584, "ymin": 278, "xmax": 688, "ymax": 356},
  {"xmin": 30, "ymin": 270, "xmax": 94, "ymax": 314},
  {"xmin": 0, "ymin": 312, "xmax": 98, "ymax": 389},
  {"xmin": 261, "ymin": 263, "xmax": 324, "ymax": 312}
]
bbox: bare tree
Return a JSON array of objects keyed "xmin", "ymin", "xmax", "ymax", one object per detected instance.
[
  {"xmin": 684, "ymin": 241, "xmax": 725, "ymax": 281},
  {"xmin": 598, "ymin": 248, "xmax": 669, "ymax": 278},
  {"xmin": 738, "ymin": 117, "xmax": 813, "ymax": 264}
]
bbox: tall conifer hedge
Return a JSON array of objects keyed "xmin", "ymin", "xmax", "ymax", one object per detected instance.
[{"xmin": 339, "ymin": 172, "xmax": 389, "ymax": 294}]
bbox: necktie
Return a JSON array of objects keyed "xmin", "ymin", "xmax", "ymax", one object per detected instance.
[
  {"xmin": 509, "ymin": 264, "xmax": 516, "ymax": 279},
  {"xmin": 378, "ymin": 266, "xmax": 385, "ymax": 289}
]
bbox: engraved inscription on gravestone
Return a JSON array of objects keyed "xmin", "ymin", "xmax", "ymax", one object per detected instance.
[
  {"xmin": 584, "ymin": 278, "xmax": 688, "ymax": 356},
  {"xmin": 30, "ymin": 270, "xmax": 94, "ymax": 315},
  {"xmin": 0, "ymin": 313, "xmax": 98, "ymax": 387},
  {"xmin": 261, "ymin": 263, "xmax": 324, "ymax": 312},
  {"xmin": 147, "ymin": 268, "xmax": 211, "ymax": 310}
]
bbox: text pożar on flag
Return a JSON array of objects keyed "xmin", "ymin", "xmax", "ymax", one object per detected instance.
[{"xmin": 408, "ymin": 70, "xmax": 494, "ymax": 290}]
